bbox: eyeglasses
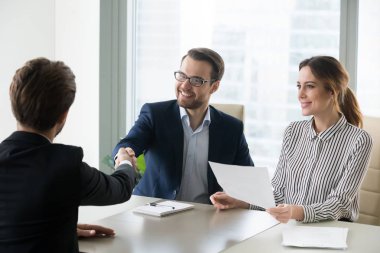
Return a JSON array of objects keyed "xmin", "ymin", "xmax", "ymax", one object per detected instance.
[{"xmin": 174, "ymin": 71, "xmax": 215, "ymax": 87}]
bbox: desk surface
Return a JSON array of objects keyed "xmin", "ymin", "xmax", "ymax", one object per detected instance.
[
  {"xmin": 79, "ymin": 196, "xmax": 380, "ymax": 253},
  {"xmin": 223, "ymin": 220, "xmax": 380, "ymax": 253},
  {"xmin": 79, "ymin": 196, "xmax": 277, "ymax": 253}
]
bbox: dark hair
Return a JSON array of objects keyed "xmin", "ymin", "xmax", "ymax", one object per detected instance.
[
  {"xmin": 299, "ymin": 56, "xmax": 363, "ymax": 128},
  {"xmin": 9, "ymin": 57, "xmax": 76, "ymax": 131},
  {"xmin": 181, "ymin": 48, "xmax": 225, "ymax": 82}
]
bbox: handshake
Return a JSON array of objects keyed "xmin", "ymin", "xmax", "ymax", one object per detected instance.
[
  {"xmin": 114, "ymin": 147, "xmax": 142, "ymax": 182},
  {"xmin": 114, "ymin": 147, "xmax": 140, "ymax": 174}
]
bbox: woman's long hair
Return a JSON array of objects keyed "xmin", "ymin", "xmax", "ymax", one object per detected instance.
[{"xmin": 299, "ymin": 56, "xmax": 362, "ymax": 128}]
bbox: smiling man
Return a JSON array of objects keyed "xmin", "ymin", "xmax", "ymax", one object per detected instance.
[{"xmin": 113, "ymin": 48, "xmax": 254, "ymax": 204}]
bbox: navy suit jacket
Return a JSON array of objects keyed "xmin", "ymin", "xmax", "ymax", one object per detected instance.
[
  {"xmin": 113, "ymin": 100, "xmax": 254, "ymax": 201},
  {"xmin": 0, "ymin": 131, "xmax": 137, "ymax": 253}
]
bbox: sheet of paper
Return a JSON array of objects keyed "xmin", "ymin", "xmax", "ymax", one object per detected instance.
[
  {"xmin": 282, "ymin": 226, "xmax": 348, "ymax": 249},
  {"xmin": 209, "ymin": 162, "xmax": 275, "ymax": 208},
  {"xmin": 133, "ymin": 201, "xmax": 194, "ymax": 217}
]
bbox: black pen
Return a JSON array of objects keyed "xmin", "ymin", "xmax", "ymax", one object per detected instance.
[{"xmin": 147, "ymin": 202, "xmax": 175, "ymax": 209}]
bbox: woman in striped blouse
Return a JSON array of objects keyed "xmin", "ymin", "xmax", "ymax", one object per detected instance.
[{"xmin": 210, "ymin": 56, "xmax": 373, "ymax": 223}]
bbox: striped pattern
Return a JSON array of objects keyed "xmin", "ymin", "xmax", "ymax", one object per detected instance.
[{"xmin": 272, "ymin": 115, "xmax": 373, "ymax": 223}]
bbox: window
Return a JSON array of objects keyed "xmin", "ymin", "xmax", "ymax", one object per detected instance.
[
  {"xmin": 357, "ymin": 0, "xmax": 380, "ymax": 117},
  {"xmin": 129, "ymin": 0, "xmax": 341, "ymax": 174}
]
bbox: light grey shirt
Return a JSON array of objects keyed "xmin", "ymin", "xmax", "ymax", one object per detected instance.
[{"xmin": 176, "ymin": 107, "xmax": 211, "ymax": 204}]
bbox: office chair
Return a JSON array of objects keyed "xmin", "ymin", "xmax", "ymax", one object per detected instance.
[
  {"xmin": 358, "ymin": 116, "xmax": 380, "ymax": 226},
  {"xmin": 211, "ymin": 103, "xmax": 245, "ymax": 122}
]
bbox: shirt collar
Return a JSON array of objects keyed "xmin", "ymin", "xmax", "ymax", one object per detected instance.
[
  {"xmin": 7, "ymin": 131, "xmax": 52, "ymax": 145},
  {"xmin": 307, "ymin": 114, "xmax": 347, "ymax": 141},
  {"xmin": 180, "ymin": 106, "xmax": 211, "ymax": 131}
]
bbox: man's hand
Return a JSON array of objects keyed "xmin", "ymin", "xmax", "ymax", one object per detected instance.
[
  {"xmin": 77, "ymin": 224, "xmax": 115, "ymax": 238},
  {"xmin": 115, "ymin": 147, "xmax": 137, "ymax": 169},
  {"xmin": 210, "ymin": 192, "xmax": 249, "ymax": 210}
]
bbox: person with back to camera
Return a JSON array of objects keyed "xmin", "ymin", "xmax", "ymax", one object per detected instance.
[
  {"xmin": 0, "ymin": 58, "xmax": 139, "ymax": 252},
  {"xmin": 112, "ymin": 47, "xmax": 254, "ymax": 204},
  {"xmin": 210, "ymin": 56, "xmax": 373, "ymax": 223}
]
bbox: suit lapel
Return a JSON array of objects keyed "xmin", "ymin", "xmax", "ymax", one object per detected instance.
[
  {"xmin": 208, "ymin": 107, "xmax": 223, "ymax": 163},
  {"xmin": 169, "ymin": 102, "xmax": 184, "ymax": 182}
]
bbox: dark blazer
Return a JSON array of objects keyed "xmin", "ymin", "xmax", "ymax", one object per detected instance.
[
  {"xmin": 0, "ymin": 131, "xmax": 137, "ymax": 253},
  {"xmin": 112, "ymin": 100, "xmax": 254, "ymax": 201}
]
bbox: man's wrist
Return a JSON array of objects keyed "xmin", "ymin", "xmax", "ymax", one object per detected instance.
[{"xmin": 116, "ymin": 159, "xmax": 132, "ymax": 168}]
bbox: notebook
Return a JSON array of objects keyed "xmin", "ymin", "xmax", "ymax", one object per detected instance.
[{"xmin": 133, "ymin": 200, "xmax": 194, "ymax": 217}]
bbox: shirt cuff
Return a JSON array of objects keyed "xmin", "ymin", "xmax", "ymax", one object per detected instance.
[
  {"xmin": 116, "ymin": 160, "xmax": 132, "ymax": 168},
  {"xmin": 248, "ymin": 204, "xmax": 265, "ymax": 211},
  {"xmin": 302, "ymin": 205, "xmax": 315, "ymax": 223}
]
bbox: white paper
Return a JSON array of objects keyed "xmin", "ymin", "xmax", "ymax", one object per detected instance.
[
  {"xmin": 133, "ymin": 201, "xmax": 194, "ymax": 217},
  {"xmin": 282, "ymin": 226, "xmax": 348, "ymax": 249},
  {"xmin": 209, "ymin": 162, "xmax": 275, "ymax": 208}
]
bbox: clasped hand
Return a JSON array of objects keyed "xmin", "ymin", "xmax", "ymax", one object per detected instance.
[{"xmin": 115, "ymin": 147, "xmax": 138, "ymax": 171}]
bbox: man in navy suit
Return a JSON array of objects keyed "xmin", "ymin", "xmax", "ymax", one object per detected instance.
[
  {"xmin": 0, "ymin": 58, "xmax": 138, "ymax": 252},
  {"xmin": 113, "ymin": 48, "xmax": 254, "ymax": 204}
]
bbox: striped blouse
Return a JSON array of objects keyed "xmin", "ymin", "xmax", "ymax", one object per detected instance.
[{"xmin": 271, "ymin": 115, "xmax": 373, "ymax": 223}]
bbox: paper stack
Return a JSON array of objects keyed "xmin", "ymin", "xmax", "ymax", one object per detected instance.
[{"xmin": 282, "ymin": 226, "xmax": 349, "ymax": 249}]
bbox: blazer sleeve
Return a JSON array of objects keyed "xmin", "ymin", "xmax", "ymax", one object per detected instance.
[
  {"xmin": 80, "ymin": 161, "xmax": 138, "ymax": 206},
  {"xmin": 235, "ymin": 125, "xmax": 254, "ymax": 166},
  {"xmin": 112, "ymin": 103, "xmax": 155, "ymax": 158}
]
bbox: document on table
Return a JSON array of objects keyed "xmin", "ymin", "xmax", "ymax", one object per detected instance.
[
  {"xmin": 282, "ymin": 226, "xmax": 348, "ymax": 249},
  {"xmin": 133, "ymin": 200, "xmax": 194, "ymax": 217},
  {"xmin": 209, "ymin": 162, "xmax": 275, "ymax": 208}
]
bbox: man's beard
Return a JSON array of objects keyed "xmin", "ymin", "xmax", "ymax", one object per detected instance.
[{"xmin": 176, "ymin": 96, "xmax": 204, "ymax": 110}]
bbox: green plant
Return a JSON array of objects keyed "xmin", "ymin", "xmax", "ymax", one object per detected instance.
[
  {"xmin": 136, "ymin": 154, "xmax": 146, "ymax": 175},
  {"xmin": 101, "ymin": 155, "xmax": 116, "ymax": 172}
]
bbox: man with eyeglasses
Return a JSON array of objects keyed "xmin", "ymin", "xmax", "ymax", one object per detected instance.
[{"xmin": 112, "ymin": 48, "xmax": 254, "ymax": 204}]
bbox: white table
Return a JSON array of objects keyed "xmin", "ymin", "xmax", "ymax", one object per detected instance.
[
  {"xmin": 79, "ymin": 195, "xmax": 277, "ymax": 253},
  {"xmin": 79, "ymin": 196, "xmax": 380, "ymax": 253},
  {"xmin": 223, "ymin": 220, "xmax": 380, "ymax": 253}
]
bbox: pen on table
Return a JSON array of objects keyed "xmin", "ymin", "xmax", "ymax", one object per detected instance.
[{"xmin": 147, "ymin": 202, "xmax": 175, "ymax": 209}]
